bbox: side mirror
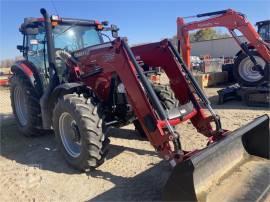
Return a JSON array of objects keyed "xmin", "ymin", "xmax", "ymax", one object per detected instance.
[
  {"xmin": 111, "ymin": 24, "xmax": 119, "ymax": 38},
  {"xmin": 17, "ymin": 45, "xmax": 24, "ymax": 52},
  {"xmin": 101, "ymin": 21, "xmax": 109, "ymax": 26}
]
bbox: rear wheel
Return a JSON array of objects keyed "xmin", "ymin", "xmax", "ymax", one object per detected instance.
[
  {"xmin": 234, "ymin": 51, "xmax": 266, "ymax": 86},
  {"xmin": 10, "ymin": 74, "xmax": 45, "ymax": 136},
  {"xmin": 53, "ymin": 94, "xmax": 109, "ymax": 171},
  {"xmin": 134, "ymin": 84, "xmax": 178, "ymax": 138}
]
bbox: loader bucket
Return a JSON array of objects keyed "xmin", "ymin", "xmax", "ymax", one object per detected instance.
[{"xmin": 163, "ymin": 114, "xmax": 270, "ymax": 202}]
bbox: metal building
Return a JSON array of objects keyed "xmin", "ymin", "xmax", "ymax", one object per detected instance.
[{"xmin": 191, "ymin": 36, "xmax": 247, "ymax": 57}]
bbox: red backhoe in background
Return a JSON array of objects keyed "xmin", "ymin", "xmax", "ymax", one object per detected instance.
[
  {"xmin": 10, "ymin": 8, "xmax": 270, "ymax": 201},
  {"xmin": 177, "ymin": 9, "xmax": 270, "ymax": 86}
]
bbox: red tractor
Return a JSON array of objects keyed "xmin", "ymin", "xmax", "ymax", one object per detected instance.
[
  {"xmin": 177, "ymin": 9, "xmax": 270, "ymax": 86},
  {"xmin": 10, "ymin": 9, "xmax": 270, "ymax": 201}
]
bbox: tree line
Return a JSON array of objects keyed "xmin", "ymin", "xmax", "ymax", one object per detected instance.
[
  {"xmin": 0, "ymin": 56, "xmax": 23, "ymax": 68},
  {"xmin": 170, "ymin": 28, "xmax": 230, "ymax": 46}
]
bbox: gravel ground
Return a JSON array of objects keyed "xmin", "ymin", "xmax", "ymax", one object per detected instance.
[{"xmin": 0, "ymin": 85, "xmax": 269, "ymax": 201}]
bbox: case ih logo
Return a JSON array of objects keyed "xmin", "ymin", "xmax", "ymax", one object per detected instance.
[
  {"xmin": 102, "ymin": 53, "xmax": 116, "ymax": 62},
  {"xmin": 74, "ymin": 43, "xmax": 112, "ymax": 58},
  {"xmin": 74, "ymin": 49, "xmax": 90, "ymax": 58}
]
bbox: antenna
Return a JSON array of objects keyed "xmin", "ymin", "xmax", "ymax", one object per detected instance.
[{"xmin": 50, "ymin": 0, "xmax": 59, "ymax": 16}]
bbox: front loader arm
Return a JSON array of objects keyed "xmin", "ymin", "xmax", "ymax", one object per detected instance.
[
  {"xmin": 177, "ymin": 9, "xmax": 270, "ymax": 68},
  {"xmin": 132, "ymin": 40, "xmax": 216, "ymax": 136},
  {"xmin": 75, "ymin": 38, "xmax": 179, "ymax": 161},
  {"xmin": 75, "ymin": 38, "xmax": 218, "ymax": 165}
]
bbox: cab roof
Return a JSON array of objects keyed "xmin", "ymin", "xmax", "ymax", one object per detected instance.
[{"xmin": 20, "ymin": 16, "xmax": 103, "ymax": 34}]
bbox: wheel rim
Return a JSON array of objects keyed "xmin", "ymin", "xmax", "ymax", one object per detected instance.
[
  {"xmin": 238, "ymin": 56, "xmax": 265, "ymax": 83},
  {"xmin": 59, "ymin": 112, "xmax": 81, "ymax": 158},
  {"xmin": 14, "ymin": 86, "xmax": 28, "ymax": 126}
]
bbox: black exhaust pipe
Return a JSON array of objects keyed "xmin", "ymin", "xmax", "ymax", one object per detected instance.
[
  {"xmin": 40, "ymin": 8, "xmax": 56, "ymax": 77},
  {"xmin": 40, "ymin": 8, "xmax": 59, "ymax": 129}
]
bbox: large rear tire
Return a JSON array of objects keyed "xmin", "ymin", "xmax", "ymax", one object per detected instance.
[
  {"xmin": 134, "ymin": 84, "xmax": 178, "ymax": 138},
  {"xmin": 234, "ymin": 51, "xmax": 266, "ymax": 86},
  {"xmin": 53, "ymin": 94, "xmax": 109, "ymax": 171},
  {"xmin": 10, "ymin": 74, "xmax": 45, "ymax": 136}
]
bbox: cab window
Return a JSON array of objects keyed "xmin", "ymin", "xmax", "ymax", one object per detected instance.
[
  {"xmin": 258, "ymin": 24, "xmax": 270, "ymax": 41},
  {"xmin": 53, "ymin": 25, "xmax": 103, "ymax": 51},
  {"xmin": 26, "ymin": 26, "xmax": 48, "ymax": 71}
]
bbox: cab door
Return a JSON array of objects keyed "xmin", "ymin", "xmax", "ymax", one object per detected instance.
[{"xmin": 26, "ymin": 27, "xmax": 49, "ymax": 87}]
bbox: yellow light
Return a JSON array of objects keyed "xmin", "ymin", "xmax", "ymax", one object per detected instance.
[
  {"xmin": 51, "ymin": 21, "xmax": 58, "ymax": 26},
  {"xmin": 97, "ymin": 24, "xmax": 103, "ymax": 30}
]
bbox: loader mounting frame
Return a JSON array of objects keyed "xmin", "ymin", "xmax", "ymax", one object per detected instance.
[{"xmin": 73, "ymin": 37, "xmax": 226, "ymax": 163}]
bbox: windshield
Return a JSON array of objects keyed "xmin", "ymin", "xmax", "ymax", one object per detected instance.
[
  {"xmin": 258, "ymin": 23, "xmax": 270, "ymax": 41},
  {"xmin": 53, "ymin": 25, "xmax": 103, "ymax": 51}
]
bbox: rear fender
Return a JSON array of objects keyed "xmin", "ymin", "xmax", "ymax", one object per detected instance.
[{"xmin": 11, "ymin": 61, "xmax": 44, "ymax": 96}]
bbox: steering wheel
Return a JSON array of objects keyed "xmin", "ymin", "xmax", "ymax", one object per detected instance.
[{"xmin": 55, "ymin": 48, "xmax": 74, "ymax": 63}]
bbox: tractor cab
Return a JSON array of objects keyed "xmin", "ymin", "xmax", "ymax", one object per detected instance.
[
  {"xmin": 17, "ymin": 15, "xmax": 119, "ymax": 85},
  {"xmin": 256, "ymin": 20, "xmax": 270, "ymax": 42}
]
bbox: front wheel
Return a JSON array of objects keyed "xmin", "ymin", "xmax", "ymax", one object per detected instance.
[{"xmin": 53, "ymin": 94, "xmax": 109, "ymax": 171}]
